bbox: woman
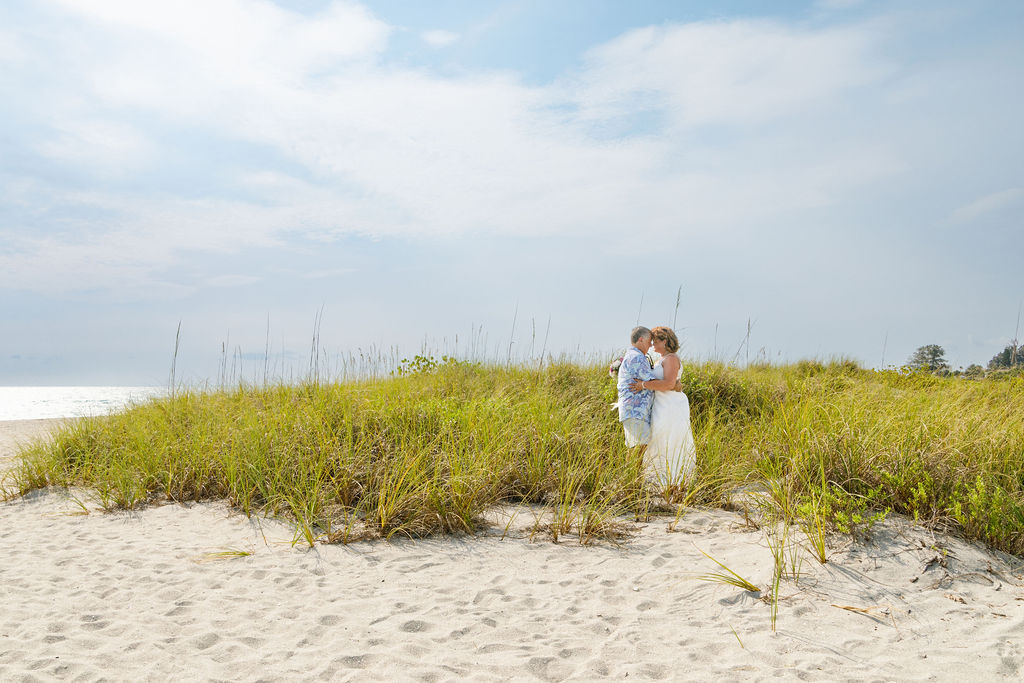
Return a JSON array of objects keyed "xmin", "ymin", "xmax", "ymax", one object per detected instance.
[{"xmin": 630, "ymin": 326, "xmax": 697, "ymax": 494}]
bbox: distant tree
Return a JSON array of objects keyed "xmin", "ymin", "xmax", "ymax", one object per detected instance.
[
  {"xmin": 964, "ymin": 363, "xmax": 985, "ymax": 379},
  {"xmin": 988, "ymin": 342, "xmax": 1024, "ymax": 370},
  {"xmin": 907, "ymin": 344, "xmax": 949, "ymax": 371}
]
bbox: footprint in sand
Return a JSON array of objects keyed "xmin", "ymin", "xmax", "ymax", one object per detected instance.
[
  {"xmin": 190, "ymin": 632, "xmax": 220, "ymax": 650},
  {"xmin": 997, "ymin": 639, "xmax": 1022, "ymax": 676},
  {"xmin": 447, "ymin": 626, "xmax": 471, "ymax": 640},
  {"xmin": 472, "ymin": 587, "xmax": 503, "ymax": 605},
  {"xmin": 338, "ymin": 654, "xmax": 378, "ymax": 669},
  {"xmin": 399, "ymin": 619, "xmax": 431, "ymax": 633},
  {"xmin": 651, "ymin": 552, "xmax": 674, "ymax": 568},
  {"xmin": 641, "ymin": 663, "xmax": 672, "ymax": 679}
]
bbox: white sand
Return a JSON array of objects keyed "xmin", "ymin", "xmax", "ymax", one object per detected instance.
[
  {"xmin": 0, "ymin": 418, "xmax": 69, "ymax": 471},
  {"xmin": 2, "ymin": 420, "xmax": 1023, "ymax": 681}
]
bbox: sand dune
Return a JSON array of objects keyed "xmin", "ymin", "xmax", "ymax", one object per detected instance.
[{"xmin": 2, "ymin": 420, "xmax": 1023, "ymax": 681}]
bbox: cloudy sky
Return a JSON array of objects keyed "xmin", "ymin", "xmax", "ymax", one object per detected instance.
[{"xmin": 2, "ymin": 0, "xmax": 1022, "ymax": 385}]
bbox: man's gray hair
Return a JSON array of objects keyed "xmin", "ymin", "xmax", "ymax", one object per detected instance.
[{"xmin": 631, "ymin": 326, "xmax": 652, "ymax": 343}]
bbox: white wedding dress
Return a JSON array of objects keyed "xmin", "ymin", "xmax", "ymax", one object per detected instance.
[{"xmin": 646, "ymin": 356, "xmax": 697, "ymax": 489}]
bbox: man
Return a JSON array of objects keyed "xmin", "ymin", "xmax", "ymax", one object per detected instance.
[{"xmin": 616, "ymin": 326, "xmax": 657, "ymax": 451}]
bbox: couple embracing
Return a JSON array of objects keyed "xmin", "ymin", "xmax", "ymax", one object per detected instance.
[{"xmin": 615, "ymin": 325, "xmax": 697, "ymax": 496}]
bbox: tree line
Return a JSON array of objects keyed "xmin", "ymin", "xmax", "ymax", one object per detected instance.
[{"xmin": 907, "ymin": 342, "xmax": 1023, "ymax": 376}]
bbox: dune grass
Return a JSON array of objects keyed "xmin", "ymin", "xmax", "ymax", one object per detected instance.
[{"xmin": 4, "ymin": 358, "xmax": 1023, "ymax": 554}]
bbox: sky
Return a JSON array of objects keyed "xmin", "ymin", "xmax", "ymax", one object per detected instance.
[{"xmin": 1, "ymin": 0, "xmax": 1022, "ymax": 385}]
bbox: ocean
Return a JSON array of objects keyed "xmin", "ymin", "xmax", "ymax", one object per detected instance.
[{"xmin": 0, "ymin": 386, "xmax": 167, "ymax": 421}]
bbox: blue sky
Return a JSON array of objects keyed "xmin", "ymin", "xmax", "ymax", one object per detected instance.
[{"xmin": 1, "ymin": 0, "xmax": 1022, "ymax": 384}]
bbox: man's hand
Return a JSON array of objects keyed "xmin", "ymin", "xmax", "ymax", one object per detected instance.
[{"xmin": 674, "ymin": 380, "xmax": 684, "ymax": 392}]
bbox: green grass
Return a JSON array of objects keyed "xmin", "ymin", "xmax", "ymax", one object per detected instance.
[
  {"xmin": 695, "ymin": 546, "xmax": 761, "ymax": 593},
  {"xmin": 4, "ymin": 358, "xmax": 1023, "ymax": 554}
]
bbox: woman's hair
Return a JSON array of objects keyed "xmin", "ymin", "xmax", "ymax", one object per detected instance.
[{"xmin": 650, "ymin": 326, "xmax": 679, "ymax": 353}]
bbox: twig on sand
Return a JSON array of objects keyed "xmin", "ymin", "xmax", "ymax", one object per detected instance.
[
  {"xmin": 831, "ymin": 603, "xmax": 899, "ymax": 631},
  {"xmin": 831, "ymin": 603, "xmax": 883, "ymax": 614},
  {"xmin": 195, "ymin": 547, "xmax": 254, "ymax": 563},
  {"xmin": 729, "ymin": 623, "xmax": 744, "ymax": 648}
]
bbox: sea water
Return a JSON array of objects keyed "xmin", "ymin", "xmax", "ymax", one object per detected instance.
[{"xmin": 0, "ymin": 387, "xmax": 167, "ymax": 421}]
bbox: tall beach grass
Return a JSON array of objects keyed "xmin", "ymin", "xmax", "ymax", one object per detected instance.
[{"xmin": 4, "ymin": 358, "xmax": 1023, "ymax": 554}]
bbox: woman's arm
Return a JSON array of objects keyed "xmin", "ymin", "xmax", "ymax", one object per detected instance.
[{"xmin": 630, "ymin": 354, "xmax": 681, "ymax": 391}]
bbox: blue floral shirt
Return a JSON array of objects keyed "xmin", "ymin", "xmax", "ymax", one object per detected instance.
[{"xmin": 616, "ymin": 346, "xmax": 656, "ymax": 422}]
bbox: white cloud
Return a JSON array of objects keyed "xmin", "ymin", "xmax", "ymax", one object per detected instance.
[
  {"xmin": 208, "ymin": 274, "xmax": 263, "ymax": 287},
  {"xmin": 949, "ymin": 188, "xmax": 1024, "ymax": 224},
  {"xmin": 35, "ymin": 119, "xmax": 156, "ymax": 173},
  {"xmin": 41, "ymin": 0, "xmax": 389, "ymax": 121},
  {"xmin": 815, "ymin": 0, "xmax": 866, "ymax": 10},
  {"xmin": 562, "ymin": 20, "xmax": 889, "ymax": 129},
  {"xmin": 0, "ymin": 184, "xmax": 288, "ymax": 293},
  {"xmin": 421, "ymin": 29, "xmax": 459, "ymax": 48},
  {"xmin": 0, "ymin": 29, "xmax": 27, "ymax": 64},
  {"xmin": 0, "ymin": 1, "xmax": 1002, "ymax": 298},
  {"xmin": 300, "ymin": 268, "xmax": 356, "ymax": 279},
  {"xmin": 50, "ymin": 0, "xmax": 389, "ymax": 70}
]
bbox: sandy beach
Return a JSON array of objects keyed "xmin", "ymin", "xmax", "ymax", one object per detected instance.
[{"xmin": 2, "ymin": 419, "xmax": 1023, "ymax": 681}]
